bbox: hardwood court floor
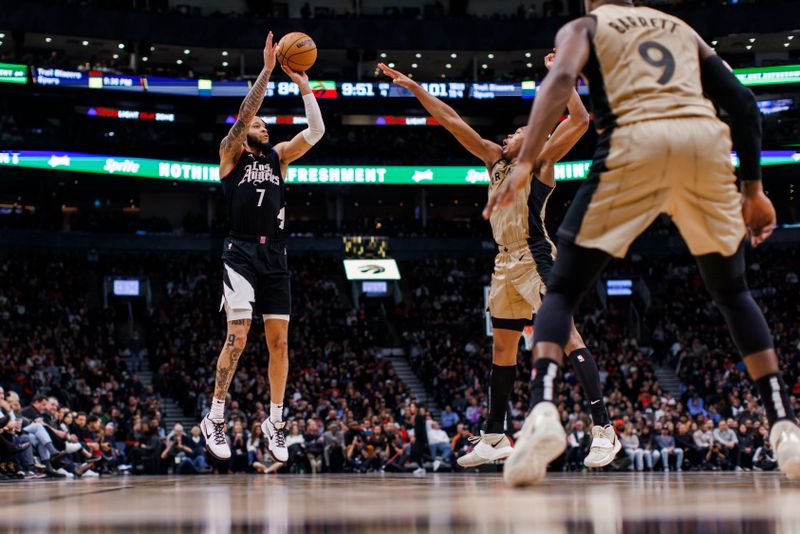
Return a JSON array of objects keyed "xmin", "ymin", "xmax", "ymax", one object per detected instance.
[{"xmin": 0, "ymin": 472, "xmax": 797, "ymax": 533}]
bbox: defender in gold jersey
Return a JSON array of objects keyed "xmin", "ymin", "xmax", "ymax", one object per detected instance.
[
  {"xmin": 379, "ymin": 54, "xmax": 621, "ymax": 471},
  {"xmin": 485, "ymin": 0, "xmax": 800, "ymax": 486}
]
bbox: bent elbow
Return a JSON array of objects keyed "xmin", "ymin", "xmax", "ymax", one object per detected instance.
[{"xmin": 574, "ymin": 114, "xmax": 591, "ymax": 133}]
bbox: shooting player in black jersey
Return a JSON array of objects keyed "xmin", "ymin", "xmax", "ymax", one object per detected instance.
[{"xmin": 200, "ymin": 31, "xmax": 325, "ymax": 463}]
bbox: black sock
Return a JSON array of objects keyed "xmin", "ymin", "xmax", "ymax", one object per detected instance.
[
  {"xmin": 487, "ymin": 364, "xmax": 516, "ymax": 434},
  {"xmin": 529, "ymin": 357, "xmax": 561, "ymax": 411},
  {"xmin": 568, "ymin": 348, "xmax": 610, "ymax": 427},
  {"xmin": 754, "ymin": 373, "xmax": 796, "ymax": 425}
]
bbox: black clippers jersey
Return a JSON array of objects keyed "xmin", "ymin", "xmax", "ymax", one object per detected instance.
[{"xmin": 221, "ymin": 148, "xmax": 285, "ymax": 238}]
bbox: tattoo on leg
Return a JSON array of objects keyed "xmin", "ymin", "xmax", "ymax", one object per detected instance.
[
  {"xmin": 230, "ymin": 319, "xmax": 249, "ymax": 326},
  {"xmin": 227, "ymin": 334, "xmax": 236, "ymax": 347},
  {"xmin": 214, "ymin": 347, "xmax": 243, "ymax": 400}
]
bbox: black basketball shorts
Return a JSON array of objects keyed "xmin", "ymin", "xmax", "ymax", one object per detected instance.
[{"xmin": 219, "ymin": 237, "xmax": 291, "ymax": 322}]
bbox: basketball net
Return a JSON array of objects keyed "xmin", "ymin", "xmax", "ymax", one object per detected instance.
[{"xmin": 522, "ymin": 325, "xmax": 534, "ymax": 351}]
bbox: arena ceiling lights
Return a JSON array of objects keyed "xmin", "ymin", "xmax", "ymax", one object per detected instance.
[{"xmin": 2, "ymin": 150, "xmax": 799, "ymax": 186}]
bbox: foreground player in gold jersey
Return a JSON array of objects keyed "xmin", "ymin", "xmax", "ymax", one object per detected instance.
[
  {"xmin": 485, "ymin": 0, "xmax": 800, "ymax": 486},
  {"xmin": 379, "ymin": 54, "xmax": 621, "ymax": 470}
]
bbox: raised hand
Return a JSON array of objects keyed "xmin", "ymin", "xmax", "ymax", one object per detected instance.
[
  {"xmin": 281, "ymin": 64, "xmax": 310, "ymax": 87},
  {"xmin": 544, "ymin": 49, "xmax": 556, "ymax": 71},
  {"xmin": 264, "ymin": 31, "xmax": 277, "ymax": 72},
  {"xmin": 377, "ymin": 62, "xmax": 416, "ymax": 90}
]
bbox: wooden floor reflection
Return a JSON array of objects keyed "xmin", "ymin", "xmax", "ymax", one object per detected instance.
[{"xmin": 0, "ymin": 472, "xmax": 798, "ymax": 533}]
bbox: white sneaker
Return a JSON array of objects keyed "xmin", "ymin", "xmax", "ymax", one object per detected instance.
[
  {"xmin": 583, "ymin": 424, "xmax": 622, "ymax": 468},
  {"xmin": 770, "ymin": 420, "xmax": 800, "ymax": 480},
  {"xmin": 413, "ymin": 467, "xmax": 426, "ymax": 475},
  {"xmin": 82, "ymin": 469, "xmax": 99, "ymax": 478},
  {"xmin": 261, "ymin": 418, "xmax": 288, "ymax": 462},
  {"xmin": 56, "ymin": 468, "xmax": 74, "ymax": 479},
  {"xmin": 433, "ymin": 459, "xmax": 441, "ymax": 472},
  {"xmin": 457, "ymin": 433, "xmax": 514, "ymax": 468},
  {"xmin": 503, "ymin": 402, "xmax": 566, "ymax": 487},
  {"xmin": 200, "ymin": 415, "xmax": 231, "ymax": 460},
  {"xmin": 65, "ymin": 442, "xmax": 83, "ymax": 454}
]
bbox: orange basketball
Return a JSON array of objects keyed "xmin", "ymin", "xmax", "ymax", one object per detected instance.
[{"xmin": 277, "ymin": 32, "xmax": 317, "ymax": 72}]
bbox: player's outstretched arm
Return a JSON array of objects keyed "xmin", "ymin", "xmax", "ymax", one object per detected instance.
[
  {"xmin": 535, "ymin": 50, "xmax": 591, "ymax": 176},
  {"xmin": 220, "ymin": 31, "xmax": 277, "ymax": 169},
  {"xmin": 274, "ymin": 65, "xmax": 325, "ymax": 165},
  {"xmin": 483, "ymin": 17, "xmax": 593, "ymax": 219},
  {"xmin": 377, "ymin": 63, "xmax": 501, "ymax": 167}
]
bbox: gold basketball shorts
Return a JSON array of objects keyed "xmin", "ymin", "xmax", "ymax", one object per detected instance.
[
  {"xmin": 558, "ymin": 116, "xmax": 747, "ymax": 258},
  {"xmin": 488, "ymin": 243, "xmax": 553, "ymax": 331}
]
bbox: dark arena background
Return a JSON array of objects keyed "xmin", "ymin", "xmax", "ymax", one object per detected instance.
[{"xmin": 1, "ymin": 0, "xmax": 799, "ymax": 532}]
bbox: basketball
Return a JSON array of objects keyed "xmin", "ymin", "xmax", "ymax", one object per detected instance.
[{"xmin": 277, "ymin": 32, "xmax": 317, "ymax": 72}]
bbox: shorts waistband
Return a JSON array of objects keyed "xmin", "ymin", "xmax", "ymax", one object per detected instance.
[
  {"xmin": 229, "ymin": 233, "xmax": 284, "ymax": 245},
  {"xmin": 497, "ymin": 240, "xmax": 529, "ymax": 253}
]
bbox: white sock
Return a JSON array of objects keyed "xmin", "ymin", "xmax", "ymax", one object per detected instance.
[
  {"xmin": 270, "ymin": 402, "xmax": 283, "ymax": 423},
  {"xmin": 210, "ymin": 398, "xmax": 225, "ymax": 420}
]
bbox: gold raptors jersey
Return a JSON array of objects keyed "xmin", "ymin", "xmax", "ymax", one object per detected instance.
[
  {"xmin": 487, "ymin": 159, "xmax": 556, "ymax": 255},
  {"xmin": 587, "ymin": 4, "xmax": 716, "ymax": 132}
]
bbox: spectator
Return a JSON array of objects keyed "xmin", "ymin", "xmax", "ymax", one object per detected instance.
[
  {"xmin": 737, "ymin": 423, "xmax": 755, "ymax": 471},
  {"xmin": 620, "ymin": 423, "xmax": 645, "ymax": 471},
  {"xmin": 426, "ymin": 419, "xmax": 453, "ymax": 471},
  {"xmin": 753, "ymin": 439, "xmax": 778, "ymax": 471},
  {"xmin": 675, "ymin": 422, "xmax": 701, "ymax": 469},
  {"xmin": 639, "ymin": 425, "xmax": 660, "ymax": 471},
  {"xmin": 655, "ymin": 424, "xmax": 684, "ymax": 472},
  {"xmin": 440, "ymin": 405, "xmax": 460, "ymax": 434},
  {"xmin": 566, "ymin": 420, "xmax": 591, "ymax": 470},
  {"xmin": 693, "ymin": 419, "xmax": 714, "ymax": 460},
  {"xmin": 161, "ymin": 424, "xmax": 202, "ymax": 474},
  {"xmin": 713, "ymin": 420, "xmax": 739, "ymax": 471}
]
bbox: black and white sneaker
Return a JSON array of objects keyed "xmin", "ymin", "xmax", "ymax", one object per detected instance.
[
  {"xmin": 201, "ymin": 415, "xmax": 231, "ymax": 460},
  {"xmin": 261, "ymin": 418, "xmax": 288, "ymax": 462}
]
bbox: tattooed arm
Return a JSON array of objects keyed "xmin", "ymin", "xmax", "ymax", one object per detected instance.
[{"xmin": 219, "ymin": 31, "xmax": 278, "ymax": 177}]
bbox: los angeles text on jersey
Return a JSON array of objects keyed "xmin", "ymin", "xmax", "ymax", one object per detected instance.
[
  {"xmin": 607, "ymin": 15, "xmax": 679, "ymax": 35},
  {"xmin": 238, "ymin": 161, "xmax": 281, "ymax": 187}
]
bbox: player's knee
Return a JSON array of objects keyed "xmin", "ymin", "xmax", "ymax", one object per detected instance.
[
  {"xmin": 705, "ymin": 274, "xmax": 748, "ymax": 309},
  {"xmin": 492, "ymin": 341, "xmax": 517, "ymax": 365},
  {"xmin": 546, "ymin": 273, "xmax": 584, "ymax": 308},
  {"xmin": 565, "ymin": 330, "xmax": 585, "ymax": 354},
  {"xmin": 267, "ymin": 336, "xmax": 288, "ymax": 356}
]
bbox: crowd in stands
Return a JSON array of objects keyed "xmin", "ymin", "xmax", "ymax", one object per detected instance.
[
  {"xmin": 0, "ymin": 251, "xmax": 451, "ymax": 478},
  {"xmin": 398, "ymin": 243, "xmax": 799, "ymax": 472},
  {"xmin": 0, "ymin": 235, "xmax": 797, "ymax": 478},
  {"xmin": 0, "ymin": 253, "xmax": 164, "ymax": 479}
]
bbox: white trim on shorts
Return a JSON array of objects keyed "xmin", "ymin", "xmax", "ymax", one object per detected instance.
[
  {"xmin": 221, "ymin": 264, "xmax": 254, "ymax": 322},
  {"xmin": 262, "ymin": 314, "xmax": 290, "ymax": 322}
]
